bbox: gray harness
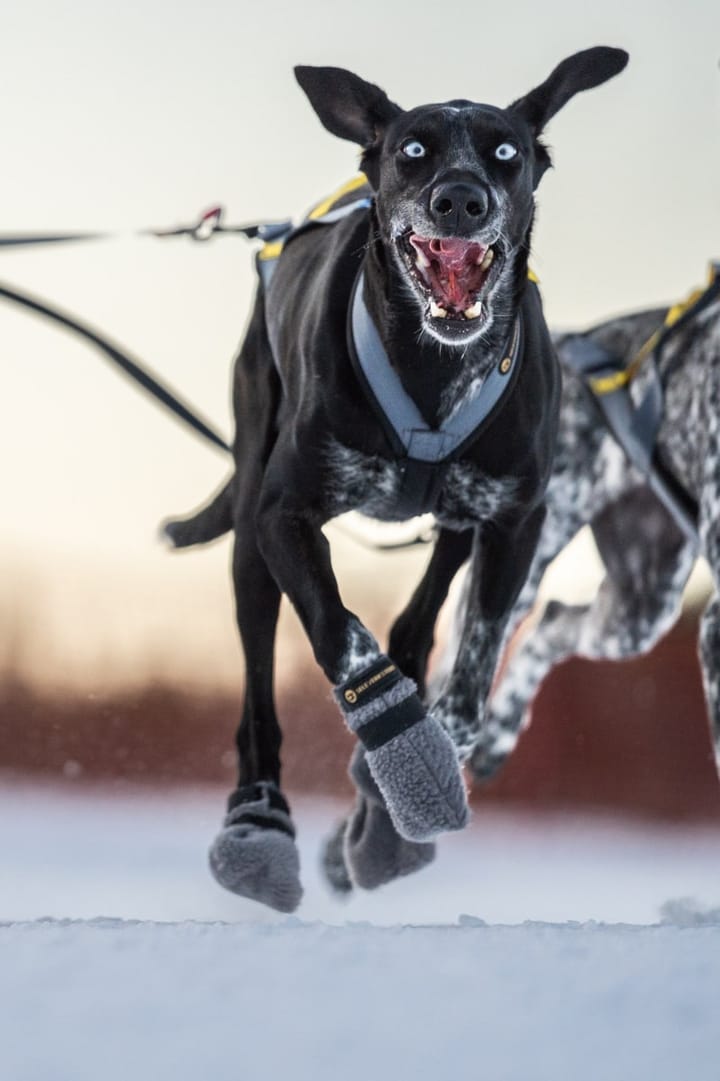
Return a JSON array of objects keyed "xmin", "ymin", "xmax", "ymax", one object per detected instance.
[
  {"xmin": 349, "ymin": 270, "xmax": 520, "ymax": 464},
  {"xmin": 561, "ymin": 333, "xmax": 700, "ymax": 546},
  {"xmin": 258, "ymin": 189, "xmax": 522, "ymax": 517}
]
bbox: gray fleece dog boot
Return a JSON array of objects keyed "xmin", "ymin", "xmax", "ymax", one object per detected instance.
[
  {"xmin": 208, "ymin": 782, "xmax": 303, "ymax": 913},
  {"xmin": 321, "ymin": 818, "xmax": 354, "ymax": 895},
  {"xmin": 333, "ymin": 656, "xmax": 469, "ymax": 843},
  {"xmin": 322, "ymin": 743, "xmax": 436, "ymax": 893}
]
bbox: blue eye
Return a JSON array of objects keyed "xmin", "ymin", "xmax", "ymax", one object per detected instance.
[
  {"xmin": 495, "ymin": 142, "xmax": 518, "ymax": 161},
  {"xmin": 401, "ymin": 140, "xmax": 427, "ymax": 159}
]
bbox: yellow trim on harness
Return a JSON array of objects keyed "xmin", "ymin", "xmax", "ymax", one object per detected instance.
[
  {"xmin": 257, "ymin": 239, "xmax": 285, "ymax": 262},
  {"xmin": 589, "ymin": 263, "xmax": 719, "ymax": 396},
  {"xmin": 308, "ymin": 174, "xmax": 369, "ymax": 220},
  {"xmin": 258, "ymin": 175, "xmax": 369, "ymax": 262}
]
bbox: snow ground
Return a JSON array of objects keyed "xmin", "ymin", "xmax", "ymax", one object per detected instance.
[{"xmin": 2, "ymin": 782, "xmax": 720, "ymax": 1081}]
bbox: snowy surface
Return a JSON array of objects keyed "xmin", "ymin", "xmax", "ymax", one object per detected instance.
[{"xmin": 2, "ymin": 782, "xmax": 720, "ymax": 1080}]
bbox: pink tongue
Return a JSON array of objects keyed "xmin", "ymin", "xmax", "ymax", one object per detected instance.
[
  {"xmin": 409, "ymin": 234, "xmax": 488, "ymax": 312},
  {"xmin": 428, "ymin": 237, "xmax": 476, "ymax": 265}
]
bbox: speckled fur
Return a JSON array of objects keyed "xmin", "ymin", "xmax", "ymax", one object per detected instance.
[
  {"xmin": 466, "ymin": 297, "xmax": 720, "ymax": 779},
  {"xmin": 326, "ymin": 438, "xmax": 519, "ymax": 525},
  {"xmin": 335, "ymin": 619, "xmax": 383, "ymax": 684},
  {"xmin": 326, "ymin": 442, "xmax": 402, "ymax": 521}
]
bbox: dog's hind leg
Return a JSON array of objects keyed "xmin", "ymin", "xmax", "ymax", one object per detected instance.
[
  {"xmin": 697, "ymin": 479, "xmax": 720, "ymax": 775},
  {"xmin": 388, "ymin": 528, "xmax": 474, "ymax": 696},
  {"xmin": 473, "ymin": 488, "xmax": 695, "ymax": 780},
  {"xmin": 698, "ymin": 593, "xmax": 720, "ymax": 772},
  {"xmin": 322, "ymin": 529, "xmax": 472, "ymax": 893},
  {"xmin": 427, "ymin": 503, "xmax": 549, "ymax": 764}
]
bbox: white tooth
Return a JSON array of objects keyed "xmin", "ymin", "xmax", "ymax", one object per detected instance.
[
  {"xmin": 430, "ymin": 301, "xmax": 447, "ymax": 319},
  {"xmin": 415, "ymin": 249, "xmax": 430, "ymax": 269},
  {"xmin": 464, "ymin": 301, "xmax": 483, "ymax": 320},
  {"xmin": 480, "ymin": 248, "xmax": 495, "ymax": 271}
]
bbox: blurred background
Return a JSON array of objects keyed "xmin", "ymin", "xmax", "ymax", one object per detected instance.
[{"xmin": 2, "ymin": 0, "xmax": 720, "ymax": 853}]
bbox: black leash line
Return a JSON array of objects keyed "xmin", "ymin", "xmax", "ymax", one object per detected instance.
[
  {"xmin": 0, "ymin": 206, "xmax": 293, "ymax": 459},
  {"xmin": 0, "ymin": 280, "xmax": 231, "ymax": 455},
  {"xmin": 0, "ymin": 232, "xmax": 111, "ymax": 248}
]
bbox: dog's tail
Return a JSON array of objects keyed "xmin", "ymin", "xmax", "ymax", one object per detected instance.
[{"xmin": 162, "ymin": 478, "xmax": 234, "ymax": 549}]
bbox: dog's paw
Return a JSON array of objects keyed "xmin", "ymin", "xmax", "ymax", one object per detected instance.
[
  {"xmin": 365, "ymin": 716, "xmax": 469, "ymax": 842},
  {"xmin": 209, "ymin": 824, "xmax": 302, "ymax": 913},
  {"xmin": 320, "ymin": 818, "xmax": 354, "ymax": 896},
  {"xmin": 345, "ymin": 745, "xmax": 437, "ymax": 886},
  {"xmin": 334, "ymin": 658, "xmax": 469, "ymax": 844},
  {"xmin": 320, "ymin": 747, "xmax": 437, "ymax": 892},
  {"xmin": 208, "ymin": 783, "xmax": 303, "ymax": 913}
]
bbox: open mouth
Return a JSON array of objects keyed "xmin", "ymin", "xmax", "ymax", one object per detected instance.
[{"xmin": 399, "ymin": 233, "xmax": 500, "ymax": 326}]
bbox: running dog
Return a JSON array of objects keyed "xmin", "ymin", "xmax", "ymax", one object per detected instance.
[
  {"xmin": 166, "ymin": 50, "xmax": 628, "ymax": 911},
  {"xmin": 472, "ymin": 284, "xmax": 719, "ymax": 783}
]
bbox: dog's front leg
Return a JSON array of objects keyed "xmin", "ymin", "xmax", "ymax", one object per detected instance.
[
  {"xmin": 256, "ymin": 468, "xmax": 469, "ymax": 843},
  {"xmin": 322, "ymin": 509, "xmax": 544, "ymax": 893},
  {"xmin": 432, "ymin": 505, "xmax": 547, "ymax": 759},
  {"xmin": 323, "ymin": 528, "xmax": 473, "ymax": 893}
]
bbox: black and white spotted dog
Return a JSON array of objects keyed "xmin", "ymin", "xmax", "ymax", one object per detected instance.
[
  {"xmin": 325, "ymin": 278, "xmax": 720, "ymax": 895},
  {"xmin": 472, "ymin": 288, "xmax": 720, "ymax": 779}
]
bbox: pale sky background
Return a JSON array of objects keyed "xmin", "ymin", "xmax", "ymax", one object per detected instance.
[{"xmin": 0, "ymin": 0, "xmax": 718, "ymax": 686}]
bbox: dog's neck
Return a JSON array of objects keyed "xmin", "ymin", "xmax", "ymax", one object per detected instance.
[{"xmin": 361, "ymin": 214, "xmax": 530, "ymax": 426}]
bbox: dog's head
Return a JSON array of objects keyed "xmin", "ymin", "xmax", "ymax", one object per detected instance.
[{"xmin": 296, "ymin": 49, "xmax": 627, "ymax": 346}]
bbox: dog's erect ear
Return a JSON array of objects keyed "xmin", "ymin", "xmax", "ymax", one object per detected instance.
[
  {"xmin": 294, "ymin": 66, "xmax": 402, "ymax": 147},
  {"xmin": 510, "ymin": 47, "xmax": 628, "ymax": 133}
]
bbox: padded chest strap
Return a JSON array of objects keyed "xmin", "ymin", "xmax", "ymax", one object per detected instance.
[
  {"xmin": 349, "ymin": 270, "xmax": 522, "ymax": 462},
  {"xmin": 348, "ymin": 271, "xmax": 522, "ymax": 517}
]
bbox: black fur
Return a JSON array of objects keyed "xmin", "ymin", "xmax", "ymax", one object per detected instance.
[{"xmin": 166, "ymin": 49, "xmax": 628, "ymax": 909}]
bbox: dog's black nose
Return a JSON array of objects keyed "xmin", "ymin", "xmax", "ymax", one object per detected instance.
[{"xmin": 429, "ymin": 181, "xmax": 490, "ymax": 233}]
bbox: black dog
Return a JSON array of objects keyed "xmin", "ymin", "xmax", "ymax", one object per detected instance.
[{"xmin": 166, "ymin": 49, "xmax": 628, "ymax": 911}]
